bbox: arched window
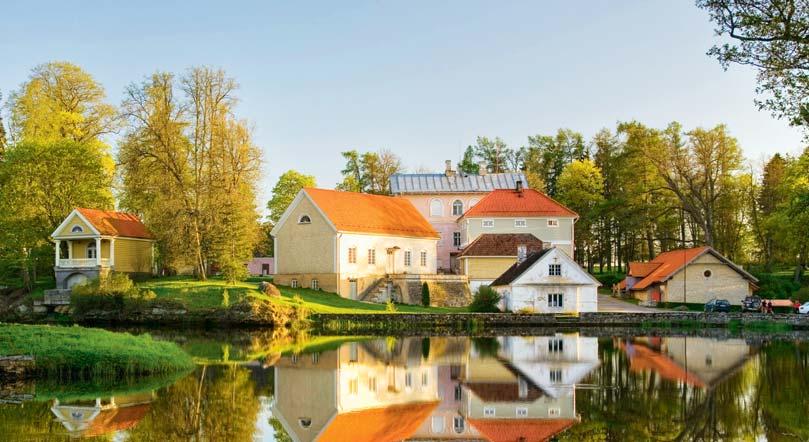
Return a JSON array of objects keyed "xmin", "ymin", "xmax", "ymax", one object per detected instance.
[
  {"xmin": 452, "ymin": 200, "xmax": 463, "ymax": 216},
  {"xmin": 429, "ymin": 199, "xmax": 443, "ymax": 217},
  {"xmin": 453, "ymin": 416, "xmax": 465, "ymax": 433},
  {"xmin": 298, "ymin": 418, "xmax": 312, "ymax": 428},
  {"xmin": 71, "ymin": 225, "xmax": 83, "ymax": 233},
  {"xmin": 298, "ymin": 214, "xmax": 312, "ymax": 224},
  {"xmin": 86, "ymin": 242, "xmax": 97, "ymax": 259}
]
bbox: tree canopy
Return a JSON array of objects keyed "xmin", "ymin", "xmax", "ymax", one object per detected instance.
[{"xmin": 267, "ymin": 170, "xmax": 316, "ymax": 223}]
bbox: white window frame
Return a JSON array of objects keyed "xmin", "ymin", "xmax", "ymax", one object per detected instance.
[
  {"xmin": 348, "ymin": 247, "xmax": 357, "ymax": 264},
  {"xmin": 547, "ymin": 218, "xmax": 559, "ymax": 227},
  {"xmin": 368, "ymin": 376, "xmax": 377, "ymax": 392},
  {"xmin": 71, "ymin": 225, "xmax": 83, "ymax": 233},
  {"xmin": 549, "ymin": 407, "xmax": 561, "ymax": 417},
  {"xmin": 429, "ymin": 199, "xmax": 443, "ymax": 217},
  {"xmin": 482, "ymin": 219, "xmax": 494, "ymax": 228},
  {"xmin": 348, "ymin": 378, "xmax": 359, "ymax": 395},
  {"xmin": 421, "ymin": 371, "xmax": 429, "ymax": 387},
  {"xmin": 453, "ymin": 232, "xmax": 461, "ymax": 247},
  {"xmin": 548, "ymin": 338, "xmax": 564, "ymax": 353},
  {"xmin": 298, "ymin": 214, "xmax": 312, "ymax": 224},
  {"xmin": 368, "ymin": 248, "xmax": 376, "ymax": 265},
  {"xmin": 548, "ymin": 293, "xmax": 564, "ymax": 309},
  {"xmin": 483, "ymin": 407, "xmax": 496, "ymax": 417},
  {"xmin": 404, "ymin": 250, "xmax": 412, "ymax": 266},
  {"xmin": 549, "ymin": 263, "xmax": 562, "ymax": 276},
  {"xmin": 86, "ymin": 242, "xmax": 97, "ymax": 259},
  {"xmin": 452, "ymin": 199, "xmax": 464, "ymax": 216},
  {"xmin": 550, "ymin": 369, "xmax": 563, "ymax": 383},
  {"xmin": 405, "ymin": 372, "xmax": 413, "ymax": 389},
  {"xmin": 453, "ymin": 416, "xmax": 465, "ymax": 433},
  {"xmin": 290, "ymin": 279, "xmax": 298, "ymax": 288},
  {"xmin": 311, "ymin": 279, "xmax": 319, "ymax": 290},
  {"xmin": 420, "ymin": 250, "xmax": 428, "ymax": 267},
  {"xmin": 516, "ymin": 407, "xmax": 529, "ymax": 417},
  {"xmin": 514, "ymin": 219, "xmax": 527, "ymax": 228}
]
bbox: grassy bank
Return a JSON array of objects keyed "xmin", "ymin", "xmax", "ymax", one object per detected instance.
[
  {"xmin": 0, "ymin": 324, "xmax": 194, "ymax": 377},
  {"xmin": 137, "ymin": 276, "xmax": 465, "ymax": 314}
]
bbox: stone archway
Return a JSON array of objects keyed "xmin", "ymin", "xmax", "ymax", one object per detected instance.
[{"xmin": 65, "ymin": 273, "xmax": 88, "ymax": 289}]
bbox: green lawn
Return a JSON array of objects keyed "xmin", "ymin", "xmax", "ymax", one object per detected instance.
[
  {"xmin": 136, "ymin": 276, "xmax": 466, "ymax": 314},
  {"xmin": 0, "ymin": 323, "xmax": 194, "ymax": 377}
]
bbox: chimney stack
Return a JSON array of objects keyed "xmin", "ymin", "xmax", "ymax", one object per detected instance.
[
  {"xmin": 478, "ymin": 161, "xmax": 488, "ymax": 176},
  {"xmin": 445, "ymin": 160, "xmax": 455, "ymax": 177},
  {"xmin": 515, "ymin": 180, "xmax": 523, "ymax": 193},
  {"xmin": 517, "ymin": 245, "xmax": 527, "ymax": 263}
]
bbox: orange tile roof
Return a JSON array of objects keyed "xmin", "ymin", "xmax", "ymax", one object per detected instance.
[
  {"xmin": 77, "ymin": 208, "xmax": 154, "ymax": 239},
  {"xmin": 304, "ymin": 188, "xmax": 439, "ymax": 238},
  {"xmin": 628, "ymin": 262, "xmax": 662, "ymax": 278},
  {"xmin": 85, "ymin": 404, "xmax": 151, "ymax": 437},
  {"xmin": 468, "ymin": 418, "xmax": 578, "ymax": 442},
  {"xmin": 318, "ymin": 401, "xmax": 439, "ymax": 442},
  {"xmin": 460, "ymin": 189, "xmax": 577, "ymax": 219},
  {"xmin": 630, "ymin": 247, "xmax": 711, "ymax": 291},
  {"xmin": 620, "ymin": 341, "xmax": 706, "ymax": 388}
]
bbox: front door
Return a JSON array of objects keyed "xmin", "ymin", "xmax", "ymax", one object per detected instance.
[
  {"xmin": 349, "ymin": 280, "xmax": 358, "ymax": 300},
  {"xmin": 650, "ymin": 287, "xmax": 661, "ymax": 302},
  {"xmin": 261, "ymin": 263, "xmax": 270, "ymax": 276}
]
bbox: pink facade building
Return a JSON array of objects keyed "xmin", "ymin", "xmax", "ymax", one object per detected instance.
[
  {"xmin": 390, "ymin": 161, "xmax": 526, "ymax": 272},
  {"xmin": 247, "ymin": 257, "xmax": 274, "ymax": 276}
]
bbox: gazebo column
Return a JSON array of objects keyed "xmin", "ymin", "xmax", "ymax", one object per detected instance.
[
  {"xmin": 95, "ymin": 237, "xmax": 102, "ymax": 266},
  {"xmin": 67, "ymin": 240, "xmax": 73, "ymax": 259},
  {"xmin": 110, "ymin": 238, "xmax": 115, "ymax": 268},
  {"xmin": 54, "ymin": 240, "xmax": 61, "ymax": 266}
]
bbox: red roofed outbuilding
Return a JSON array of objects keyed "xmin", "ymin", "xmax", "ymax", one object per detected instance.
[{"xmin": 619, "ymin": 247, "xmax": 758, "ymax": 305}]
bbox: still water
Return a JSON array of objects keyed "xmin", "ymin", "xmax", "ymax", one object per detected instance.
[{"xmin": 1, "ymin": 330, "xmax": 808, "ymax": 441}]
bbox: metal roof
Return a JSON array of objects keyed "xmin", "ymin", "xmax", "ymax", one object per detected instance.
[{"xmin": 389, "ymin": 172, "xmax": 527, "ymax": 194}]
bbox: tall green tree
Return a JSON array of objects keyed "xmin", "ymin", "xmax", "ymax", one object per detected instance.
[
  {"xmin": 0, "ymin": 140, "xmax": 114, "ymax": 289},
  {"xmin": 472, "ymin": 136, "xmax": 512, "ymax": 173},
  {"xmin": 556, "ymin": 159, "xmax": 605, "ymax": 270},
  {"xmin": 752, "ymin": 154, "xmax": 789, "ymax": 269},
  {"xmin": 0, "ymin": 92, "xmax": 7, "ymax": 161},
  {"xmin": 119, "ymin": 68, "xmax": 261, "ymax": 279},
  {"xmin": 457, "ymin": 145, "xmax": 480, "ymax": 174},
  {"xmin": 268, "ymin": 170, "xmax": 316, "ymax": 223},
  {"xmin": 336, "ymin": 149, "xmax": 401, "ymax": 194},
  {"xmin": 698, "ymin": 0, "xmax": 809, "ymax": 129},
  {"xmin": 522, "ymin": 129, "xmax": 586, "ymax": 196},
  {"xmin": 7, "ymin": 61, "xmax": 119, "ymax": 144}
]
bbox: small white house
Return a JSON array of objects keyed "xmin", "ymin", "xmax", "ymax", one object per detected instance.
[{"xmin": 490, "ymin": 247, "xmax": 599, "ymax": 313}]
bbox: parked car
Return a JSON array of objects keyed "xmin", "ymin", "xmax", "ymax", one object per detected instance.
[
  {"xmin": 741, "ymin": 295, "xmax": 762, "ymax": 312},
  {"xmin": 705, "ymin": 299, "xmax": 732, "ymax": 313},
  {"xmin": 799, "ymin": 302, "xmax": 809, "ymax": 315}
]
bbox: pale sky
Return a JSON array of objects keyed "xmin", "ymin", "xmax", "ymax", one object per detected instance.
[{"xmin": 2, "ymin": 0, "xmax": 805, "ymax": 212}]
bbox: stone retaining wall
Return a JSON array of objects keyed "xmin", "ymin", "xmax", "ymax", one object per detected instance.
[
  {"xmin": 0, "ymin": 356, "xmax": 35, "ymax": 380},
  {"xmin": 313, "ymin": 312, "xmax": 809, "ymax": 329}
]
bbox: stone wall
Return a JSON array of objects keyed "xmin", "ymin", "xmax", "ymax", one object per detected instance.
[
  {"xmin": 389, "ymin": 274, "xmax": 471, "ymax": 307},
  {"xmin": 0, "ymin": 356, "xmax": 35, "ymax": 380}
]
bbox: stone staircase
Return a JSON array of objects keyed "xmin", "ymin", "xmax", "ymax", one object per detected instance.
[{"xmin": 366, "ymin": 279, "xmax": 402, "ymax": 304}]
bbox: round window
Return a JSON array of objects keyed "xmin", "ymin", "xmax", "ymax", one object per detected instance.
[{"xmin": 704, "ymin": 270, "xmax": 712, "ymax": 278}]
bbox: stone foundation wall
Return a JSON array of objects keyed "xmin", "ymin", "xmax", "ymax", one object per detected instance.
[
  {"xmin": 0, "ymin": 356, "xmax": 35, "ymax": 380},
  {"xmin": 389, "ymin": 274, "xmax": 471, "ymax": 307}
]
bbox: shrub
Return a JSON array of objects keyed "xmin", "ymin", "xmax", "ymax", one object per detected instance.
[
  {"xmin": 515, "ymin": 306, "xmax": 535, "ymax": 314},
  {"xmin": 386, "ymin": 299, "xmax": 397, "ymax": 313},
  {"xmin": 222, "ymin": 289, "xmax": 230, "ymax": 308},
  {"xmin": 794, "ymin": 286, "xmax": 809, "ymax": 304},
  {"xmin": 421, "ymin": 282, "xmax": 430, "ymax": 306},
  {"xmin": 221, "ymin": 258, "xmax": 248, "ymax": 284},
  {"xmin": 754, "ymin": 273, "xmax": 801, "ymax": 299},
  {"xmin": 72, "ymin": 273, "xmax": 141, "ymax": 312},
  {"xmin": 594, "ymin": 271, "xmax": 626, "ymax": 288},
  {"xmin": 469, "ymin": 286, "xmax": 502, "ymax": 313}
]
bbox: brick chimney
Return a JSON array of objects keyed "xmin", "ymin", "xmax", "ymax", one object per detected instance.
[
  {"xmin": 517, "ymin": 244, "xmax": 527, "ymax": 263},
  {"xmin": 515, "ymin": 180, "xmax": 524, "ymax": 193},
  {"xmin": 445, "ymin": 160, "xmax": 456, "ymax": 177},
  {"xmin": 478, "ymin": 161, "xmax": 488, "ymax": 176}
]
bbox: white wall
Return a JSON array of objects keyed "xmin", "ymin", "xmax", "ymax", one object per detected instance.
[{"xmin": 337, "ymin": 233, "xmax": 438, "ymax": 279}]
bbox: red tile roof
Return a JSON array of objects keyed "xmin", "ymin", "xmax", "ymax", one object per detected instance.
[
  {"xmin": 77, "ymin": 208, "xmax": 154, "ymax": 239},
  {"xmin": 317, "ymin": 401, "xmax": 439, "ymax": 442},
  {"xmin": 85, "ymin": 404, "xmax": 151, "ymax": 437},
  {"xmin": 460, "ymin": 189, "xmax": 577, "ymax": 219},
  {"xmin": 468, "ymin": 418, "xmax": 578, "ymax": 442},
  {"xmin": 304, "ymin": 188, "xmax": 439, "ymax": 239},
  {"xmin": 620, "ymin": 341, "xmax": 706, "ymax": 388},
  {"xmin": 458, "ymin": 233, "xmax": 544, "ymax": 258},
  {"xmin": 625, "ymin": 246, "xmax": 757, "ymax": 291},
  {"xmin": 628, "ymin": 262, "xmax": 662, "ymax": 278}
]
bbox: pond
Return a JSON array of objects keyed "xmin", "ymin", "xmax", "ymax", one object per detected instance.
[{"xmin": 1, "ymin": 330, "xmax": 808, "ymax": 441}]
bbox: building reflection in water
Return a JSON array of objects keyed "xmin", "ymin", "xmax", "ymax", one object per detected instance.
[
  {"xmin": 50, "ymin": 392, "xmax": 154, "ymax": 438},
  {"xmin": 619, "ymin": 336, "xmax": 754, "ymax": 389},
  {"xmin": 271, "ymin": 333, "xmax": 601, "ymax": 442}
]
